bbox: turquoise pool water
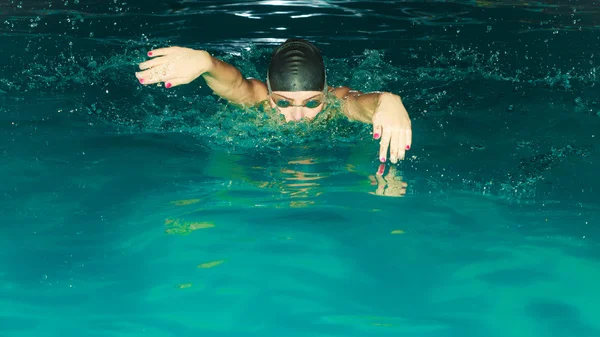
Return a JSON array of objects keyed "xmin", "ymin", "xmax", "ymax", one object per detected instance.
[{"xmin": 1, "ymin": 1, "xmax": 599, "ymax": 336}]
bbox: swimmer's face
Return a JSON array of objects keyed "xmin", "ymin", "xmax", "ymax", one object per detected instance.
[{"xmin": 269, "ymin": 91, "xmax": 326, "ymax": 122}]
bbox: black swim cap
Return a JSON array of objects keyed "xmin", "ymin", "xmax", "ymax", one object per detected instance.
[{"xmin": 267, "ymin": 38, "xmax": 326, "ymax": 92}]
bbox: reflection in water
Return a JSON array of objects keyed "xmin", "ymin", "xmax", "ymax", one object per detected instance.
[
  {"xmin": 164, "ymin": 218, "xmax": 215, "ymax": 235},
  {"xmin": 279, "ymin": 158, "xmax": 328, "ymax": 208},
  {"xmin": 262, "ymin": 157, "xmax": 408, "ymax": 207},
  {"xmin": 176, "ymin": 147, "xmax": 410, "ymax": 216},
  {"xmin": 369, "ymin": 164, "xmax": 408, "ymax": 197},
  {"xmin": 197, "ymin": 260, "xmax": 225, "ymax": 269}
]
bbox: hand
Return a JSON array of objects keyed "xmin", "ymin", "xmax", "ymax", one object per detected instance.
[
  {"xmin": 369, "ymin": 164, "xmax": 408, "ymax": 197},
  {"xmin": 135, "ymin": 47, "xmax": 212, "ymax": 88},
  {"xmin": 372, "ymin": 93, "xmax": 412, "ymax": 164}
]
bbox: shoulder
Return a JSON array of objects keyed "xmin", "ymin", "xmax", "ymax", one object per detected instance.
[{"xmin": 329, "ymin": 86, "xmax": 360, "ymax": 100}]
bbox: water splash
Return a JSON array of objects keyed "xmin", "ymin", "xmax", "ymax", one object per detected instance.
[{"xmin": 2, "ymin": 35, "xmax": 598, "ymax": 203}]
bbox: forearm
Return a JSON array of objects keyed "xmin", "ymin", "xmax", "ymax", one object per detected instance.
[
  {"xmin": 201, "ymin": 54, "xmax": 259, "ymax": 105},
  {"xmin": 339, "ymin": 88, "xmax": 384, "ymax": 124}
]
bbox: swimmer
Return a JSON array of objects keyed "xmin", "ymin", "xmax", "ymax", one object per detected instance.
[{"xmin": 135, "ymin": 39, "xmax": 412, "ymax": 163}]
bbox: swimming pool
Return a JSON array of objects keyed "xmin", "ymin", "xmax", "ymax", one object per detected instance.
[{"xmin": 1, "ymin": 1, "xmax": 599, "ymax": 336}]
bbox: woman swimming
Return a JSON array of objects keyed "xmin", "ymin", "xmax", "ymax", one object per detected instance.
[{"xmin": 135, "ymin": 39, "xmax": 412, "ymax": 164}]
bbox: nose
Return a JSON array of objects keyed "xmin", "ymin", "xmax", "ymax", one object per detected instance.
[{"xmin": 291, "ymin": 107, "xmax": 303, "ymax": 121}]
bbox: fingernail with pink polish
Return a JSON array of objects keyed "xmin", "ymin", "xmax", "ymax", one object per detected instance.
[
  {"xmin": 165, "ymin": 82, "xmax": 172, "ymax": 88},
  {"xmin": 147, "ymin": 51, "xmax": 153, "ymax": 56},
  {"xmin": 139, "ymin": 78, "xmax": 144, "ymax": 84},
  {"xmin": 380, "ymin": 157, "xmax": 386, "ymax": 163},
  {"xmin": 406, "ymin": 145, "xmax": 410, "ymax": 150},
  {"xmin": 373, "ymin": 133, "xmax": 380, "ymax": 139}
]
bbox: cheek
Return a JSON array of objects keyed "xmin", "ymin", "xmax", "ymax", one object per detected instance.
[
  {"xmin": 304, "ymin": 106, "xmax": 323, "ymax": 119},
  {"xmin": 275, "ymin": 107, "xmax": 294, "ymax": 121}
]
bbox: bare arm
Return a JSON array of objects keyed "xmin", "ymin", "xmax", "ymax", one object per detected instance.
[
  {"xmin": 136, "ymin": 47, "xmax": 267, "ymax": 106},
  {"xmin": 333, "ymin": 86, "xmax": 412, "ymax": 163},
  {"xmin": 202, "ymin": 54, "xmax": 268, "ymax": 106},
  {"xmin": 333, "ymin": 86, "xmax": 386, "ymax": 123}
]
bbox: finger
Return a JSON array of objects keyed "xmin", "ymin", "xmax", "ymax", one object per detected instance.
[
  {"xmin": 164, "ymin": 77, "xmax": 191, "ymax": 88},
  {"xmin": 398, "ymin": 149, "xmax": 406, "ymax": 160},
  {"xmin": 374, "ymin": 173, "xmax": 386, "ymax": 195},
  {"xmin": 373, "ymin": 123, "xmax": 383, "ymax": 139},
  {"xmin": 379, "ymin": 128, "xmax": 392, "ymax": 162},
  {"xmin": 135, "ymin": 69, "xmax": 153, "ymax": 84},
  {"xmin": 397, "ymin": 134, "xmax": 406, "ymax": 160},
  {"xmin": 135, "ymin": 68, "xmax": 168, "ymax": 85},
  {"xmin": 405, "ymin": 128, "xmax": 412, "ymax": 151},
  {"xmin": 385, "ymin": 180, "xmax": 406, "ymax": 197},
  {"xmin": 376, "ymin": 163, "xmax": 385, "ymax": 176},
  {"xmin": 147, "ymin": 47, "xmax": 177, "ymax": 57},
  {"xmin": 386, "ymin": 165, "xmax": 397, "ymax": 178},
  {"xmin": 139, "ymin": 57, "xmax": 169, "ymax": 71},
  {"xmin": 136, "ymin": 64, "xmax": 177, "ymax": 85},
  {"xmin": 372, "ymin": 110, "xmax": 384, "ymax": 139},
  {"xmin": 389, "ymin": 129, "xmax": 400, "ymax": 164},
  {"xmin": 394, "ymin": 185, "xmax": 407, "ymax": 196}
]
